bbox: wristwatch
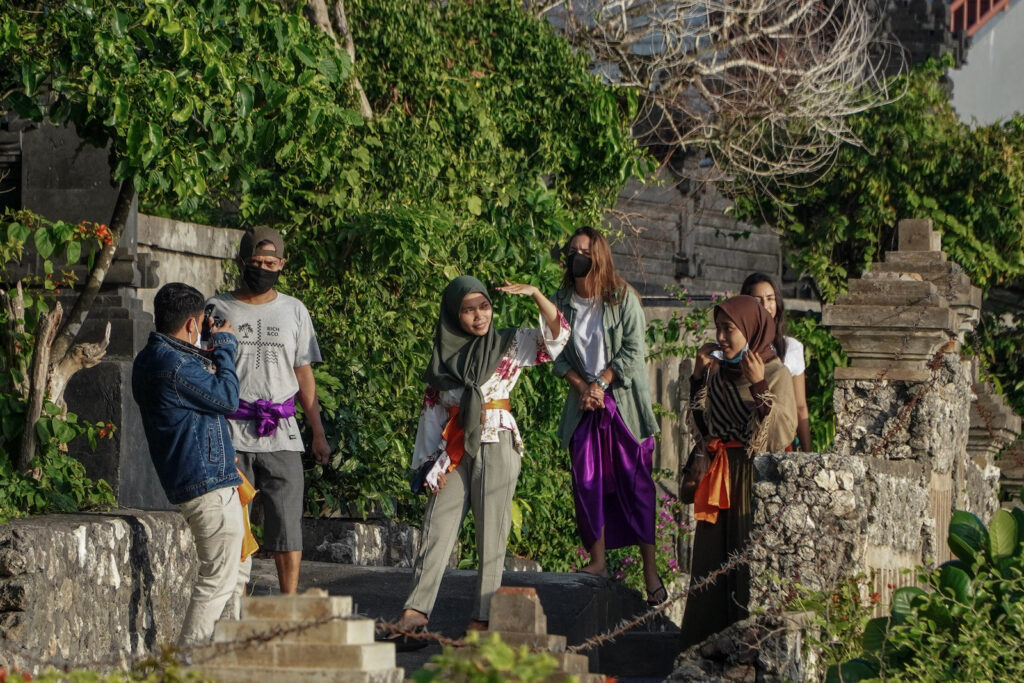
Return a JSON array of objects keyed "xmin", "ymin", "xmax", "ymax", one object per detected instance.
[{"xmin": 595, "ymin": 377, "xmax": 610, "ymax": 391}]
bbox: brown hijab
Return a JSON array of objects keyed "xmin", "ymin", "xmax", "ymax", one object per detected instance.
[{"xmin": 714, "ymin": 295, "xmax": 778, "ymax": 365}]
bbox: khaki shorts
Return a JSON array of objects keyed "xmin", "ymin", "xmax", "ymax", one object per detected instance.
[{"xmin": 236, "ymin": 450, "xmax": 304, "ymax": 552}]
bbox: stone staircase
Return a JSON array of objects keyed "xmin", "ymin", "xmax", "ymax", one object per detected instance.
[
  {"xmin": 189, "ymin": 590, "xmax": 403, "ymax": 682},
  {"xmin": 242, "ymin": 560, "xmax": 681, "ymax": 681}
]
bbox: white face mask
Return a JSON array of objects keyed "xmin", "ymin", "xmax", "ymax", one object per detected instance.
[{"xmin": 189, "ymin": 320, "xmax": 202, "ymax": 348}]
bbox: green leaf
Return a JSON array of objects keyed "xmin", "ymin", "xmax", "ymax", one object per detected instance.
[
  {"xmin": 861, "ymin": 616, "xmax": 890, "ymax": 655},
  {"xmin": 937, "ymin": 561, "xmax": 966, "ymax": 602},
  {"xmin": 33, "ymin": 228, "xmax": 56, "ymax": 259},
  {"xmin": 65, "ymin": 240, "xmax": 81, "ymax": 265},
  {"xmin": 171, "ymin": 99, "xmax": 193, "ymax": 123},
  {"xmin": 293, "ymin": 45, "xmax": 318, "ymax": 69},
  {"xmin": 236, "ymin": 83, "xmax": 254, "ymax": 118},
  {"xmin": 948, "ymin": 510, "xmax": 989, "ymax": 562},
  {"xmin": 890, "ymin": 586, "xmax": 927, "ymax": 624},
  {"xmin": 467, "ymin": 196, "xmax": 483, "ymax": 216},
  {"xmin": 35, "ymin": 417, "xmax": 53, "ymax": 443},
  {"xmin": 1012, "ymin": 508, "xmax": 1024, "ymax": 556},
  {"xmin": 317, "ymin": 56, "xmax": 339, "ymax": 82},
  {"xmin": 989, "ymin": 509, "xmax": 1018, "ymax": 559},
  {"xmin": 825, "ymin": 658, "xmax": 879, "ymax": 683}
]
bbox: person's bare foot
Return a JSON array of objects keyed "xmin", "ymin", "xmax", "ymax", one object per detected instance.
[
  {"xmin": 465, "ymin": 618, "xmax": 488, "ymax": 632},
  {"xmin": 577, "ymin": 563, "xmax": 608, "ymax": 578},
  {"xmin": 397, "ymin": 608, "xmax": 428, "ymax": 631}
]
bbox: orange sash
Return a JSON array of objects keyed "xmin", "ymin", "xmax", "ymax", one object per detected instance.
[
  {"xmin": 440, "ymin": 399, "xmax": 512, "ymax": 472},
  {"xmin": 693, "ymin": 439, "xmax": 743, "ymax": 525},
  {"xmin": 237, "ymin": 468, "xmax": 260, "ymax": 561}
]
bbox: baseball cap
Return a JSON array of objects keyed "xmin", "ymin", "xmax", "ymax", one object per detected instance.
[{"xmin": 238, "ymin": 226, "xmax": 286, "ymax": 261}]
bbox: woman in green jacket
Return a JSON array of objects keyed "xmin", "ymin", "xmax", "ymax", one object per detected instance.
[{"xmin": 552, "ymin": 226, "xmax": 664, "ymax": 605}]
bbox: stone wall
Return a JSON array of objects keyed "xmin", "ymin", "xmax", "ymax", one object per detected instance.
[
  {"xmin": 610, "ymin": 171, "xmax": 780, "ymax": 300},
  {"xmin": 136, "ymin": 214, "xmax": 245, "ymax": 315},
  {"xmin": 752, "ymin": 221, "xmax": 1013, "ymax": 609},
  {"xmin": 0, "ymin": 511, "xmax": 195, "ymax": 673},
  {"xmin": 672, "ymin": 220, "xmax": 1021, "ymax": 680}
]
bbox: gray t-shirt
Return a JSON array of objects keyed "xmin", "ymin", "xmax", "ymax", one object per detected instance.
[{"xmin": 208, "ymin": 292, "xmax": 322, "ymax": 453}]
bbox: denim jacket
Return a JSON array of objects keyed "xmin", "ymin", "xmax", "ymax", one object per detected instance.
[{"xmin": 132, "ymin": 331, "xmax": 241, "ymax": 505}]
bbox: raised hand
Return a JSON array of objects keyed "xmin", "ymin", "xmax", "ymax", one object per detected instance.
[
  {"xmin": 496, "ymin": 281, "xmax": 539, "ymax": 297},
  {"xmin": 692, "ymin": 342, "xmax": 719, "ymax": 378},
  {"xmin": 741, "ymin": 350, "xmax": 765, "ymax": 384}
]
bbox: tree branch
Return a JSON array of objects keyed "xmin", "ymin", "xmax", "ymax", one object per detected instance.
[
  {"xmin": 18, "ymin": 302, "xmax": 61, "ymax": 471},
  {"xmin": 51, "ymin": 177, "xmax": 134, "ymax": 362}
]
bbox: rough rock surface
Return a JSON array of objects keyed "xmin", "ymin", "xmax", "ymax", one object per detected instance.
[
  {"xmin": 667, "ymin": 613, "xmax": 817, "ymax": 683},
  {"xmin": 0, "ymin": 511, "xmax": 194, "ymax": 672}
]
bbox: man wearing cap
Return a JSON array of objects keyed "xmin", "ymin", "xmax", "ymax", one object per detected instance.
[{"xmin": 208, "ymin": 226, "xmax": 331, "ymax": 594}]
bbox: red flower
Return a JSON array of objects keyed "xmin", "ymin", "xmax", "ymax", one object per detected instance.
[{"xmin": 535, "ymin": 347, "xmax": 551, "ymax": 364}]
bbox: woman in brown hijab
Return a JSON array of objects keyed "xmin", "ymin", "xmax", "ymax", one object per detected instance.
[{"xmin": 679, "ymin": 295, "xmax": 797, "ymax": 649}]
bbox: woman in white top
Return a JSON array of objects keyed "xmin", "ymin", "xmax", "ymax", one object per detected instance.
[{"xmin": 741, "ymin": 273, "xmax": 812, "ymax": 452}]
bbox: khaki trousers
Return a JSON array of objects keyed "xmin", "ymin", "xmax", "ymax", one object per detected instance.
[
  {"xmin": 405, "ymin": 431, "xmax": 520, "ymax": 621},
  {"xmin": 177, "ymin": 486, "xmax": 251, "ymax": 647}
]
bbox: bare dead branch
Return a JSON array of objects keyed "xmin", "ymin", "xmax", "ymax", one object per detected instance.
[
  {"xmin": 18, "ymin": 302, "xmax": 61, "ymax": 470},
  {"xmin": 48, "ymin": 321, "xmax": 111, "ymax": 416},
  {"xmin": 530, "ymin": 0, "xmax": 905, "ymax": 188}
]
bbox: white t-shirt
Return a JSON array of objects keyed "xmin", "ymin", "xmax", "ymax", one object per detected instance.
[
  {"xmin": 208, "ymin": 292, "xmax": 322, "ymax": 453},
  {"xmin": 570, "ymin": 292, "xmax": 606, "ymax": 380},
  {"xmin": 781, "ymin": 335, "xmax": 805, "ymax": 377}
]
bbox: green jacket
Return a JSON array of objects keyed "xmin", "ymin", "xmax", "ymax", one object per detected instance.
[{"xmin": 552, "ymin": 286, "xmax": 659, "ymax": 449}]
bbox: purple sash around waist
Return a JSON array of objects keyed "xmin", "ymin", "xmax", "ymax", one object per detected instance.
[{"xmin": 228, "ymin": 396, "xmax": 297, "ymax": 437}]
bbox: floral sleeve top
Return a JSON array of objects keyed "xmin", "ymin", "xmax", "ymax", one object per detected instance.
[{"xmin": 411, "ymin": 311, "xmax": 570, "ymax": 469}]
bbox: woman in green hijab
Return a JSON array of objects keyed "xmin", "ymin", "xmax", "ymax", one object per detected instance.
[{"xmin": 384, "ymin": 275, "xmax": 569, "ymax": 649}]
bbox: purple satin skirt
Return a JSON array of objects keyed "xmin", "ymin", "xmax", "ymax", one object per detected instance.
[{"xmin": 569, "ymin": 394, "xmax": 656, "ymax": 550}]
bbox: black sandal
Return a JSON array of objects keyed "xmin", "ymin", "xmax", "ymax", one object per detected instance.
[
  {"xmin": 646, "ymin": 580, "xmax": 667, "ymax": 606},
  {"xmin": 376, "ymin": 624, "xmax": 430, "ymax": 652}
]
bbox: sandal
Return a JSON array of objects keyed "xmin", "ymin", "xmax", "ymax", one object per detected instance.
[
  {"xmin": 646, "ymin": 580, "xmax": 667, "ymax": 606},
  {"xmin": 376, "ymin": 624, "xmax": 430, "ymax": 652}
]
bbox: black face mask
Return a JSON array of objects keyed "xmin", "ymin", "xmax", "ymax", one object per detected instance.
[
  {"xmin": 242, "ymin": 264, "xmax": 281, "ymax": 294},
  {"xmin": 567, "ymin": 253, "xmax": 593, "ymax": 278}
]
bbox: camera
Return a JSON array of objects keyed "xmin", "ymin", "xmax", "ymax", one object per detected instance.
[{"xmin": 200, "ymin": 304, "xmax": 226, "ymax": 342}]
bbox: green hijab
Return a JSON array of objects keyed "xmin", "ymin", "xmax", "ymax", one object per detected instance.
[{"xmin": 424, "ymin": 276, "xmax": 516, "ymax": 459}]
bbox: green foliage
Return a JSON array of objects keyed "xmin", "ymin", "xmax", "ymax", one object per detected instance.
[
  {"xmin": 789, "ymin": 573, "xmax": 882, "ymax": 672},
  {"xmin": 644, "ymin": 296, "xmax": 714, "ymax": 362},
  {"xmin": 412, "ymin": 631, "xmax": 562, "ymax": 683},
  {"xmin": 828, "ymin": 506, "xmax": 1024, "ymax": 681},
  {"xmin": 281, "ymin": 0, "xmax": 647, "ymax": 571},
  {"xmin": 731, "ymin": 56, "xmax": 1024, "ymax": 301},
  {"xmin": 787, "ymin": 313, "xmax": 847, "ymax": 451},
  {"xmin": 2, "ymin": 0, "xmax": 646, "ymax": 569},
  {"xmin": 0, "ymin": 211, "xmax": 117, "ymax": 522},
  {"xmin": 965, "ymin": 310, "xmax": 1024, "ymax": 416},
  {"xmin": 2, "ymin": 0, "xmax": 364, "ymax": 219}
]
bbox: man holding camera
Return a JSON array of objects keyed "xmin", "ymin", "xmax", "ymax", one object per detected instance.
[
  {"xmin": 207, "ymin": 226, "xmax": 330, "ymax": 594},
  {"xmin": 132, "ymin": 282, "xmax": 246, "ymax": 647}
]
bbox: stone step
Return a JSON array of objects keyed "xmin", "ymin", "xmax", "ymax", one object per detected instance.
[
  {"xmin": 202, "ymin": 641, "xmax": 395, "ymax": 670},
  {"xmin": 241, "ymin": 594, "xmax": 353, "ymax": 621},
  {"xmin": 188, "ymin": 665, "xmax": 404, "ymax": 682},
  {"xmin": 248, "ymin": 559, "xmax": 679, "ymax": 680},
  {"xmin": 213, "ymin": 616, "xmax": 374, "ymax": 646}
]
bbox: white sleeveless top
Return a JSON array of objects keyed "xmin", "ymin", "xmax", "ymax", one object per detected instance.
[{"xmin": 781, "ymin": 336, "xmax": 805, "ymax": 377}]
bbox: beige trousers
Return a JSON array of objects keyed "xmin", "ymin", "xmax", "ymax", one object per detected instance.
[
  {"xmin": 177, "ymin": 486, "xmax": 251, "ymax": 647},
  {"xmin": 405, "ymin": 431, "xmax": 520, "ymax": 621}
]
